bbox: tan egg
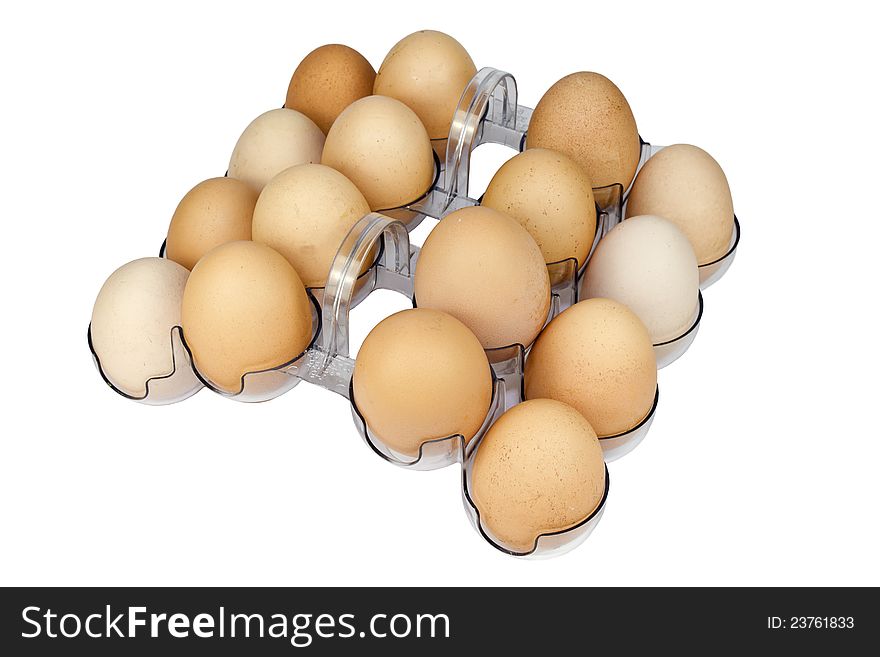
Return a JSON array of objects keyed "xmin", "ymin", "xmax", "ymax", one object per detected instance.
[
  {"xmin": 321, "ymin": 95, "xmax": 434, "ymax": 211},
  {"xmin": 181, "ymin": 241, "xmax": 313, "ymax": 393},
  {"xmin": 252, "ymin": 164, "xmax": 370, "ymax": 287},
  {"xmin": 414, "ymin": 205, "xmax": 551, "ymax": 349},
  {"xmin": 228, "ymin": 108, "xmax": 324, "ymax": 193},
  {"xmin": 352, "ymin": 308, "xmax": 493, "ymax": 458},
  {"xmin": 286, "ymin": 44, "xmax": 376, "ymax": 135},
  {"xmin": 626, "ymin": 144, "xmax": 735, "ymax": 264},
  {"xmin": 525, "ymin": 298, "xmax": 657, "ymax": 436},
  {"xmin": 165, "ymin": 177, "xmax": 257, "ymax": 270},
  {"xmin": 471, "ymin": 399, "xmax": 606, "ymax": 553},
  {"xmin": 91, "ymin": 257, "xmax": 199, "ymax": 399},
  {"xmin": 581, "ymin": 215, "xmax": 699, "ymax": 343},
  {"xmin": 527, "ymin": 72, "xmax": 640, "ymax": 190},
  {"xmin": 481, "ymin": 148, "xmax": 597, "ymax": 267},
  {"xmin": 373, "ymin": 30, "xmax": 476, "ymax": 141}
]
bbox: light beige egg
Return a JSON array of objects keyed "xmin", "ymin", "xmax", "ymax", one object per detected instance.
[
  {"xmin": 321, "ymin": 95, "xmax": 434, "ymax": 211},
  {"xmin": 228, "ymin": 108, "xmax": 324, "ymax": 193},
  {"xmin": 285, "ymin": 44, "xmax": 376, "ymax": 135},
  {"xmin": 374, "ymin": 30, "xmax": 476, "ymax": 141},
  {"xmin": 91, "ymin": 257, "xmax": 199, "ymax": 398},
  {"xmin": 352, "ymin": 308, "xmax": 493, "ymax": 458},
  {"xmin": 581, "ymin": 215, "xmax": 700, "ymax": 344},
  {"xmin": 527, "ymin": 72, "xmax": 640, "ymax": 190},
  {"xmin": 525, "ymin": 298, "xmax": 657, "ymax": 436},
  {"xmin": 165, "ymin": 177, "xmax": 257, "ymax": 270},
  {"xmin": 471, "ymin": 399, "xmax": 606, "ymax": 554},
  {"xmin": 252, "ymin": 164, "xmax": 370, "ymax": 288},
  {"xmin": 181, "ymin": 241, "xmax": 313, "ymax": 393},
  {"xmin": 414, "ymin": 205, "xmax": 551, "ymax": 349},
  {"xmin": 626, "ymin": 144, "xmax": 735, "ymax": 264},
  {"xmin": 481, "ymin": 148, "xmax": 597, "ymax": 267}
]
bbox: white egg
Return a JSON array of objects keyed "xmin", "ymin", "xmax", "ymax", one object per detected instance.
[{"xmin": 581, "ymin": 215, "xmax": 699, "ymax": 343}]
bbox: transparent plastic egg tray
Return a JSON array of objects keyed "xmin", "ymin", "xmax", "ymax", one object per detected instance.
[{"xmin": 89, "ymin": 66, "xmax": 739, "ymax": 558}]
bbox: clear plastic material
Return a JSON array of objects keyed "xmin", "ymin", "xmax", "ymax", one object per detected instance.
[
  {"xmin": 88, "ymin": 324, "xmax": 202, "ymax": 405},
  {"xmin": 461, "ymin": 462, "xmax": 610, "ymax": 558},
  {"xmin": 180, "ymin": 296, "xmax": 323, "ymax": 403},
  {"xmin": 599, "ymin": 386, "xmax": 659, "ymax": 462},
  {"xmin": 654, "ymin": 291, "xmax": 704, "ymax": 369},
  {"xmin": 350, "ymin": 376, "xmax": 507, "ymax": 471},
  {"xmin": 698, "ymin": 216, "xmax": 740, "ymax": 289}
]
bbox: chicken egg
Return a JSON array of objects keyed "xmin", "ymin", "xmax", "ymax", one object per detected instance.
[
  {"xmin": 321, "ymin": 95, "xmax": 434, "ymax": 211},
  {"xmin": 181, "ymin": 241, "xmax": 313, "ymax": 394},
  {"xmin": 165, "ymin": 177, "xmax": 257, "ymax": 270},
  {"xmin": 285, "ymin": 44, "xmax": 376, "ymax": 135},
  {"xmin": 525, "ymin": 298, "xmax": 657, "ymax": 436},
  {"xmin": 414, "ymin": 205, "xmax": 551, "ymax": 349},
  {"xmin": 626, "ymin": 144, "xmax": 735, "ymax": 264},
  {"xmin": 481, "ymin": 148, "xmax": 597, "ymax": 268},
  {"xmin": 228, "ymin": 108, "xmax": 324, "ymax": 193},
  {"xmin": 90, "ymin": 257, "xmax": 200, "ymax": 400},
  {"xmin": 352, "ymin": 308, "xmax": 493, "ymax": 458},
  {"xmin": 581, "ymin": 215, "xmax": 699, "ymax": 344},
  {"xmin": 527, "ymin": 72, "xmax": 640, "ymax": 190},
  {"xmin": 252, "ymin": 164, "xmax": 370, "ymax": 288},
  {"xmin": 470, "ymin": 399, "xmax": 606, "ymax": 554},
  {"xmin": 374, "ymin": 30, "xmax": 476, "ymax": 151}
]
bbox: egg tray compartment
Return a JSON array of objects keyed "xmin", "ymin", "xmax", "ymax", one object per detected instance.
[{"xmin": 89, "ymin": 64, "xmax": 739, "ymax": 557}]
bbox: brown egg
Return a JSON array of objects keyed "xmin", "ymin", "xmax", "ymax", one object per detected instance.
[
  {"xmin": 353, "ymin": 308, "xmax": 493, "ymax": 458},
  {"xmin": 181, "ymin": 241, "xmax": 313, "ymax": 393},
  {"xmin": 481, "ymin": 148, "xmax": 597, "ymax": 267},
  {"xmin": 228, "ymin": 108, "xmax": 325, "ymax": 193},
  {"xmin": 252, "ymin": 164, "xmax": 370, "ymax": 288},
  {"xmin": 285, "ymin": 44, "xmax": 376, "ymax": 135},
  {"xmin": 321, "ymin": 95, "xmax": 434, "ymax": 211},
  {"xmin": 525, "ymin": 298, "xmax": 657, "ymax": 436},
  {"xmin": 165, "ymin": 177, "xmax": 257, "ymax": 270},
  {"xmin": 527, "ymin": 72, "xmax": 640, "ymax": 190},
  {"xmin": 414, "ymin": 206, "xmax": 551, "ymax": 349},
  {"xmin": 373, "ymin": 30, "xmax": 476, "ymax": 141},
  {"xmin": 626, "ymin": 144, "xmax": 735, "ymax": 264},
  {"xmin": 471, "ymin": 399, "xmax": 606, "ymax": 553}
]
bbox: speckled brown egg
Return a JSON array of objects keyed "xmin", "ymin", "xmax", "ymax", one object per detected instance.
[
  {"xmin": 414, "ymin": 205, "xmax": 551, "ymax": 349},
  {"xmin": 524, "ymin": 298, "xmax": 657, "ymax": 436},
  {"xmin": 626, "ymin": 144, "xmax": 735, "ymax": 264},
  {"xmin": 181, "ymin": 241, "xmax": 313, "ymax": 393},
  {"xmin": 165, "ymin": 177, "xmax": 257, "ymax": 270},
  {"xmin": 481, "ymin": 148, "xmax": 597, "ymax": 267},
  {"xmin": 353, "ymin": 308, "xmax": 493, "ymax": 458},
  {"xmin": 285, "ymin": 44, "xmax": 376, "ymax": 135},
  {"xmin": 321, "ymin": 95, "xmax": 434, "ymax": 211},
  {"xmin": 373, "ymin": 30, "xmax": 476, "ymax": 141},
  {"xmin": 527, "ymin": 72, "xmax": 640, "ymax": 190},
  {"xmin": 252, "ymin": 164, "xmax": 370, "ymax": 288},
  {"xmin": 470, "ymin": 398, "xmax": 606, "ymax": 554}
]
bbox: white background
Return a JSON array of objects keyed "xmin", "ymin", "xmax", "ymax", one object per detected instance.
[{"xmin": 1, "ymin": 0, "xmax": 878, "ymax": 587}]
